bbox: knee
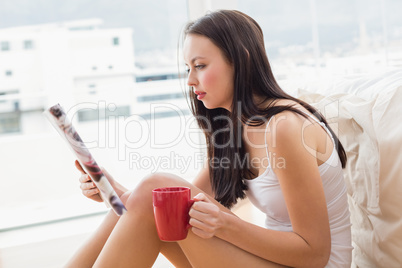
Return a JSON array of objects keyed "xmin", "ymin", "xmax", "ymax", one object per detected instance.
[
  {"xmin": 120, "ymin": 190, "xmax": 132, "ymax": 205},
  {"xmin": 125, "ymin": 172, "xmax": 188, "ymax": 210},
  {"xmin": 138, "ymin": 172, "xmax": 189, "ymax": 192}
]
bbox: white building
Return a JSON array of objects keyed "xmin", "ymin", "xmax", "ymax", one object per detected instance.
[{"xmin": 0, "ymin": 19, "xmax": 136, "ymax": 134}]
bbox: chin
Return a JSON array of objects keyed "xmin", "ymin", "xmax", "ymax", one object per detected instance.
[
  {"xmin": 201, "ymin": 100, "xmax": 229, "ymax": 111},
  {"xmin": 203, "ymin": 103, "xmax": 218, "ymax": 110},
  {"xmin": 204, "ymin": 104, "xmax": 228, "ymax": 111},
  {"xmin": 201, "ymin": 101, "xmax": 213, "ymax": 109}
]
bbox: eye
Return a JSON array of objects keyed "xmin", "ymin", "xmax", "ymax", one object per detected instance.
[{"xmin": 185, "ymin": 64, "xmax": 205, "ymax": 74}]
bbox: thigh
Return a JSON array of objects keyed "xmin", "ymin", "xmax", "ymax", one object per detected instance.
[
  {"xmin": 178, "ymin": 232, "xmax": 286, "ymax": 268},
  {"xmin": 159, "ymin": 242, "xmax": 192, "ymax": 268}
]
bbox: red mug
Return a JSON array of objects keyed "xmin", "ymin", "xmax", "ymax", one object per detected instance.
[{"xmin": 152, "ymin": 187, "xmax": 195, "ymax": 241}]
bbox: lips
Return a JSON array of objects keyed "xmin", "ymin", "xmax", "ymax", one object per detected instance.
[{"xmin": 194, "ymin": 91, "xmax": 206, "ymax": 100}]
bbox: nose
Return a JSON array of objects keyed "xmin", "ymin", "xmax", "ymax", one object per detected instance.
[{"xmin": 187, "ymin": 70, "xmax": 198, "ymax": 87}]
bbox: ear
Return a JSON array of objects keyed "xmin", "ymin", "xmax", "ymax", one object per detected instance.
[
  {"xmin": 244, "ymin": 48, "xmax": 250, "ymax": 59},
  {"xmin": 242, "ymin": 47, "xmax": 250, "ymax": 66}
]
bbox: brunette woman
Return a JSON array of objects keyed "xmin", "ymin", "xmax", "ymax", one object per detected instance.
[{"xmin": 67, "ymin": 10, "xmax": 352, "ymax": 267}]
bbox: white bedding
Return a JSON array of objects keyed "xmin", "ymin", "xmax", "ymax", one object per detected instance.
[{"xmin": 296, "ymin": 69, "xmax": 402, "ymax": 267}]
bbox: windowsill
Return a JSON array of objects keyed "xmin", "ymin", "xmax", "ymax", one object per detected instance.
[
  {"xmin": 0, "ymin": 209, "xmax": 107, "ymax": 249},
  {"xmin": 0, "ymin": 203, "xmax": 170, "ymax": 267},
  {"xmin": 0, "ymin": 196, "xmax": 108, "ymax": 235}
]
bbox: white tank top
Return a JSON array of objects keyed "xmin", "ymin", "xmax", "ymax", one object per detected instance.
[{"xmin": 245, "ymin": 111, "xmax": 353, "ymax": 267}]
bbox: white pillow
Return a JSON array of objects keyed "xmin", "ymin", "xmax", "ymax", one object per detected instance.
[{"xmin": 297, "ymin": 83, "xmax": 402, "ymax": 267}]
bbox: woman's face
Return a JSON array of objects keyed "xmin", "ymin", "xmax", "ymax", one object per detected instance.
[{"xmin": 183, "ymin": 34, "xmax": 234, "ymax": 111}]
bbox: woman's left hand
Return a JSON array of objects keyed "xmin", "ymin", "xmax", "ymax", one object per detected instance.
[{"xmin": 189, "ymin": 193, "xmax": 225, "ymax": 239}]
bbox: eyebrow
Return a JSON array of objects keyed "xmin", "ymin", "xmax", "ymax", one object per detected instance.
[{"xmin": 186, "ymin": 56, "xmax": 206, "ymax": 65}]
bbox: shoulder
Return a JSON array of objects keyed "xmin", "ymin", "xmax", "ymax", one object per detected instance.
[
  {"xmin": 266, "ymin": 110, "xmax": 306, "ymax": 150},
  {"xmin": 268, "ymin": 110, "xmax": 304, "ymax": 133},
  {"xmin": 266, "ymin": 105, "xmax": 311, "ymax": 141},
  {"xmin": 261, "ymin": 98, "xmax": 310, "ymax": 133},
  {"xmin": 265, "ymin": 99, "xmax": 318, "ymax": 143},
  {"xmin": 265, "ymin": 108, "xmax": 319, "ymax": 170}
]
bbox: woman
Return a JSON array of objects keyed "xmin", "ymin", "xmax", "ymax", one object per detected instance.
[{"xmin": 67, "ymin": 10, "xmax": 352, "ymax": 267}]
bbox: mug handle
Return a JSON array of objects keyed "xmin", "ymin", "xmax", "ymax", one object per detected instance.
[{"xmin": 186, "ymin": 199, "xmax": 195, "ymax": 230}]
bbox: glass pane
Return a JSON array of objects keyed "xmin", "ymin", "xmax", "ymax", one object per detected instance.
[
  {"xmin": 237, "ymin": 0, "xmax": 402, "ymax": 87},
  {"xmin": 0, "ymin": 0, "xmax": 192, "ymax": 230},
  {"xmin": 24, "ymin": 40, "xmax": 34, "ymax": 49},
  {"xmin": 1, "ymin": 41, "xmax": 10, "ymax": 51}
]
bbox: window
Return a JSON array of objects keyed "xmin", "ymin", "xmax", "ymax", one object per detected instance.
[
  {"xmin": 0, "ymin": 0, "xmax": 192, "ymax": 239},
  {"xmin": 137, "ymin": 92, "xmax": 184, "ymax": 102},
  {"xmin": 1, "ymin": 41, "xmax": 10, "ymax": 51},
  {"xmin": 77, "ymin": 105, "xmax": 130, "ymax": 122},
  {"xmin": 0, "ymin": 110, "xmax": 21, "ymax": 134},
  {"xmin": 237, "ymin": 0, "xmax": 401, "ymax": 79},
  {"xmin": 24, "ymin": 40, "xmax": 34, "ymax": 50},
  {"xmin": 0, "ymin": 91, "xmax": 20, "ymax": 133},
  {"xmin": 140, "ymin": 109, "xmax": 190, "ymax": 120},
  {"xmin": 136, "ymin": 73, "xmax": 184, "ymax": 82}
]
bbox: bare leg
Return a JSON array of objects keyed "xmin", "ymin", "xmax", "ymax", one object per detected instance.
[
  {"xmin": 64, "ymin": 210, "xmax": 120, "ymax": 268},
  {"xmin": 64, "ymin": 191, "xmax": 131, "ymax": 267},
  {"xmin": 65, "ymin": 190, "xmax": 192, "ymax": 268},
  {"xmin": 93, "ymin": 173, "xmax": 286, "ymax": 268}
]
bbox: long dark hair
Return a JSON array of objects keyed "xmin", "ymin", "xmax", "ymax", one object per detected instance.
[{"xmin": 184, "ymin": 10, "xmax": 347, "ymax": 208}]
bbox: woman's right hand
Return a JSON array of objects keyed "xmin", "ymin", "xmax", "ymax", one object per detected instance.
[
  {"xmin": 76, "ymin": 160, "xmax": 103, "ymax": 202},
  {"xmin": 75, "ymin": 160, "xmax": 128, "ymax": 203}
]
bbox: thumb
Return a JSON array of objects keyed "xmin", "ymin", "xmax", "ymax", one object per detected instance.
[
  {"xmin": 75, "ymin": 160, "xmax": 86, "ymax": 175},
  {"xmin": 193, "ymin": 193, "xmax": 210, "ymax": 203}
]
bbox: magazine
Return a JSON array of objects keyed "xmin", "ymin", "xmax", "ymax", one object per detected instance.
[{"xmin": 44, "ymin": 103, "xmax": 127, "ymax": 216}]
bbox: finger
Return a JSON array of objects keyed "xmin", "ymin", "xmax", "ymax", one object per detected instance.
[
  {"xmin": 192, "ymin": 200, "xmax": 219, "ymax": 215},
  {"xmin": 80, "ymin": 181, "xmax": 97, "ymax": 191},
  {"xmin": 193, "ymin": 193, "xmax": 211, "ymax": 203},
  {"xmin": 190, "ymin": 227, "xmax": 213, "ymax": 239},
  {"xmin": 189, "ymin": 218, "xmax": 215, "ymax": 237},
  {"xmin": 75, "ymin": 160, "xmax": 86, "ymax": 174},
  {"xmin": 189, "ymin": 217, "xmax": 211, "ymax": 230},
  {"xmin": 189, "ymin": 207, "xmax": 219, "ymax": 227},
  {"xmin": 83, "ymin": 188, "xmax": 100, "ymax": 197},
  {"xmin": 79, "ymin": 174, "xmax": 92, "ymax": 183},
  {"xmin": 189, "ymin": 206, "xmax": 209, "ymax": 220}
]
